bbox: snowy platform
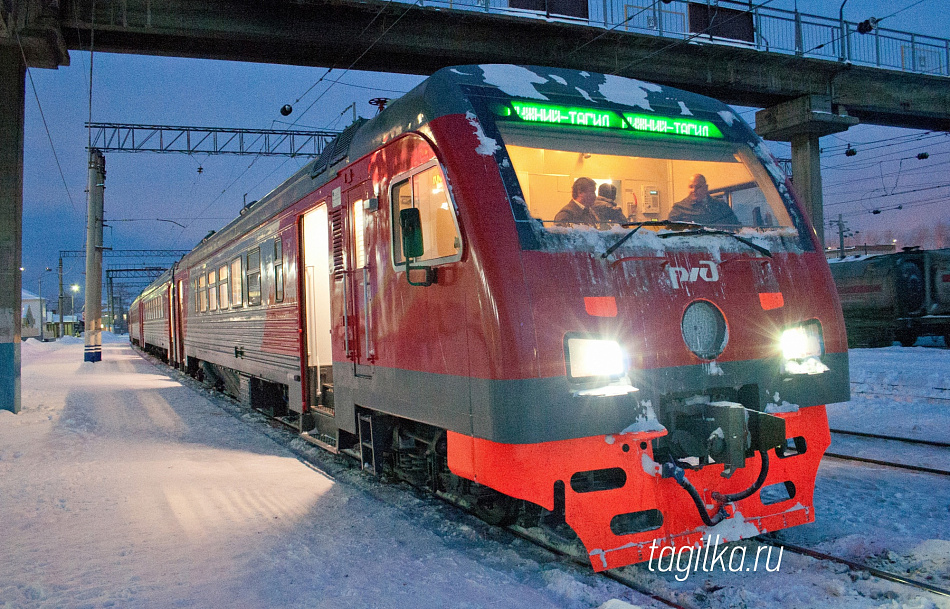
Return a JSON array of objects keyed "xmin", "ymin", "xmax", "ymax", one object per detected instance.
[{"xmin": 2, "ymin": 335, "xmax": 948, "ymax": 608}]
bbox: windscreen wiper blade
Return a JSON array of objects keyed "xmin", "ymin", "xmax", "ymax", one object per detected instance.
[
  {"xmin": 658, "ymin": 227, "xmax": 773, "ymax": 258},
  {"xmin": 601, "ymin": 220, "xmax": 701, "ymax": 259}
]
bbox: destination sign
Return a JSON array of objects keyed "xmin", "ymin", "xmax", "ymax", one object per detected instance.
[{"xmin": 502, "ymin": 101, "xmax": 724, "ymax": 139}]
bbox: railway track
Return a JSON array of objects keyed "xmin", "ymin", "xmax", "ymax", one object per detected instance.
[
  {"xmin": 143, "ymin": 352, "xmax": 948, "ymax": 607},
  {"xmin": 764, "ymin": 538, "xmax": 950, "ymax": 600},
  {"xmin": 825, "ymin": 428, "xmax": 950, "ymax": 476},
  {"xmin": 823, "ymin": 452, "xmax": 950, "ymax": 476},
  {"xmin": 831, "ymin": 428, "xmax": 950, "ymax": 449},
  {"xmin": 849, "ymin": 381, "xmax": 950, "ymax": 403}
]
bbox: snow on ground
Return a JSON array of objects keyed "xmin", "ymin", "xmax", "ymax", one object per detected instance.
[
  {"xmin": 828, "ymin": 339, "xmax": 950, "ymax": 443},
  {"xmin": 1, "ymin": 335, "xmax": 949, "ymax": 608},
  {"xmin": 2, "ymin": 336, "xmax": 641, "ymax": 609}
]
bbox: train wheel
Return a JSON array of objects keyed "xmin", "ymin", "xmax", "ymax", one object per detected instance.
[{"xmin": 472, "ymin": 488, "xmax": 519, "ymax": 526}]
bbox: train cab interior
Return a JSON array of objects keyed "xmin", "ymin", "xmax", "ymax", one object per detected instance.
[{"xmin": 498, "ymin": 125, "xmax": 794, "ymax": 232}]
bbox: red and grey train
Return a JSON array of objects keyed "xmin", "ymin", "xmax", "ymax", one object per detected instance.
[{"xmin": 130, "ymin": 65, "xmax": 849, "ymax": 571}]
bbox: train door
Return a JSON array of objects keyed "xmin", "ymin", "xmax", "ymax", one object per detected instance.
[
  {"xmin": 167, "ymin": 282, "xmax": 176, "ymax": 365},
  {"xmin": 301, "ymin": 204, "xmax": 333, "ymax": 416},
  {"xmin": 174, "ymin": 278, "xmax": 185, "ymax": 367},
  {"xmin": 347, "ymin": 182, "xmax": 376, "ymax": 377}
]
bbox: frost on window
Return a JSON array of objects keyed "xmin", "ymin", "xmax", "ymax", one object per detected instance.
[{"xmin": 496, "ymin": 123, "xmax": 803, "ymax": 254}]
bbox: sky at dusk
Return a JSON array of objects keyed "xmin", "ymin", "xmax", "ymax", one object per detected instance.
[{"xmin": 18, "ymin": 0, "xmax": 949, "ymax": 307}]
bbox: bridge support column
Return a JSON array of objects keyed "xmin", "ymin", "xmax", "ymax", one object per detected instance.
[
  {"xmin": 755, "ymin": 95, "xmax": 858, "ymax": 250},
  {"xmin": 0, "ymin": 45, "xmax": 25, "ymax": 414}
]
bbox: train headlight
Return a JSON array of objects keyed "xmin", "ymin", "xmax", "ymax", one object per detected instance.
[
  {"xmin": 780, "ymin": 321, "xmax": 829, "ymax": 375},
  {"xmin": 566, "ymin": 337, "xmax": 626, "ymax": 380}
]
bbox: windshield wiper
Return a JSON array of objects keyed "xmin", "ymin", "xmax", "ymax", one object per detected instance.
[
  {"xmin": 658, "ymin": 227, "xmax": 773, "ymax": 258},
  {"xmin": 601, "ymin": 220, "xmax": 702, "ymax": 259}
]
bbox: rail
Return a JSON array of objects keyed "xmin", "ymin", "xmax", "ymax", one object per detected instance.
[{"xmin": 407, "ymin": 0, "xmax": 949, "ymax": 78}]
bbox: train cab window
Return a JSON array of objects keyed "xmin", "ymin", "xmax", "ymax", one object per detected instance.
[
  {"xmin": 247, "ymin": 248, "xmax": 262, "ymax": 306},
  {"xmin": 494, "ymin": 121, "xmax": 803, "ymax": 252},
  {"xmin": 218, "ymin": 265, "xmax": 229, "ymax": 309},
  {"xmin": 197, "ymin": 275, "xmax": 208, "ymax": 312},
  {"xmin": 231, "ymin": 257, "xmax": 243, "ymax": 308},
  {"xmin": 274, "ymin": 237, "xmax": 284, "ymax": 303},
  {"xmin": 207, "ymin": 270, "xmax": 217, "ymax": 311},
  {"xmin": 391, "ymin": 162, "xmax": 462, "ymax": 266}
]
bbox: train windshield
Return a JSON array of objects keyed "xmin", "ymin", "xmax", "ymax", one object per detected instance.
[{"xmin": 495, "ymin": 121, "xmax": 806, "ymax": 253}]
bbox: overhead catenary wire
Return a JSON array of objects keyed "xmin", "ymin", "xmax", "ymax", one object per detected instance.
[
  {"xmin": 180, "ymin": 0, "xmax": 423, "ymax": 240},
  {"xmin": 825, "ymin": 182, "xmax": 950, "ymax": 208},
  {"xmin": 13, "ymin": 30, "xmax": 81, "ymax": 218},
  {"xmin": 823, "ymin": 155, "xmax": 950, "ymax": 190},
  {"xmin": 284, "ymin": 0, "xmax": 400, "ymax": 108},
  {"xmin": 284, "ymin": 0, "xmax": 422, "ymax": 130}
]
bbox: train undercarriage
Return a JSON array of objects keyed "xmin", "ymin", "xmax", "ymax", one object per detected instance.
[{"xmin": 167, "ymin": 348, "xmax": 825, "ymax": 572}]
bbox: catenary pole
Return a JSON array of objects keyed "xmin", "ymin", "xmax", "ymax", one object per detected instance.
[
  {"xmin": 84, "ymin": 149, "xmax": 105, "ymax": 362},
  {"xmin": 58, "ymin": 256, "xmax": 64, "ymax": 338}
]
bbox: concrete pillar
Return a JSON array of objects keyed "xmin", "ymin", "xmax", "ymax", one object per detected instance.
[
  {"xmin": 84, "ymin": 149, "xmax": 105, "ymax": 363},
  {"xmin": 755, "ymin": 95, "xmax": 858, "ymax": 250},
  {"xmin": 790, "ymin": 133, "xmax": 824, "ymax": 248},
  {"xmin": 0, "ymin": 46, "xmax": 25, "ymax": 413}
]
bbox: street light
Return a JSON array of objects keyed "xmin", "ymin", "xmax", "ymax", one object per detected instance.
[
  {"xmin": 37, "ymin": 267, "xmax": 52, "ymax": 341},
  {"xmin": 70, "ymin": 284, "xmax": 80, "ymax": 315}
]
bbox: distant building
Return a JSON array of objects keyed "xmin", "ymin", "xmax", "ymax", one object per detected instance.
[
  {"xmin": 21, "ymin": 289, "xmax": 43, "ymax": 339},
  {"xmin": 44, "ymin": 311, "xmax": 81, "ymax": 338},
  {"xmin": 825, "ymin": 243, "xmax": 897, "ymax": 260}
]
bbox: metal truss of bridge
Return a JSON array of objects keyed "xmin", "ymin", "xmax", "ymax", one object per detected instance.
[
  {"xmin": 88, "ymin": 123, "xmax": 341, "ymax": 157},
  {"xmin": 105, "ymin": 267, "xmax": 170, "ymax": 333}
]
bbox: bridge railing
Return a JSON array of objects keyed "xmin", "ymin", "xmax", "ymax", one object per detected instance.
[{"xmin": 413, "ymin": 0, "xmax": 949, "ymax": 77}]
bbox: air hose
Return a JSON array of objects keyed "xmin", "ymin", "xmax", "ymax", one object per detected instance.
[
  {"xmin": 664, "ymin": 462, "xmax": 728, "ymax": 526},
  {"xmin": 664, "ymin": 449, "xmax": 770, "ymax": 527},
  {"xmin": 713, "ymin": 449, "xmax": 770, "ymax": 503}
]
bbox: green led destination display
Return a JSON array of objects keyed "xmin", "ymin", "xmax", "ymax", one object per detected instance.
[
  {"xmin": 505, "ymin": 101, "xmax": 724, "ymax": 139},
  {"xmin": 622, "ymin": 113, "xmax": 723, "ymax": 138}
]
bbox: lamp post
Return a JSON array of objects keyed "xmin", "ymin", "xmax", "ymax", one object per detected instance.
[
  {"xmin": 70, "ymin": 284, "xmax": 80, "ymax": 335},
  {"xmin": 37, "ymin": 267, "xmax": 52, "ymax": 341}
]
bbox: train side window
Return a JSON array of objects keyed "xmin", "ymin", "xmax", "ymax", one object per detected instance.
[
  {"xmin": 247, "ymin": 247, "xmax": 262, "ymax": 306},
  {"xmin": 274, "ymin": 237, "xmax": 284, "ymax": 303},
  {"xmin": 207, "ymin": 270, "xmax": 217, "ymax": 311},
  {"xmin": 391, "ymin": 162, "xmax": 462, "ymax": 266},
  {"xmin": 231, "ymin": 257, "xmax": 243, "ymax": 308},
  {"xmin": 218, "ymin": 265, "xmax": 229, "ymax": 309},
  {"xmin": 198, "ymin": 274, "xmax": 208, "ymax": 312}
]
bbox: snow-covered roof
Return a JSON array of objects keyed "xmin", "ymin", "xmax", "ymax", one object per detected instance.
[{"xmin": 21, "ymin": 289, "xmax": 40, "ymax": 300}]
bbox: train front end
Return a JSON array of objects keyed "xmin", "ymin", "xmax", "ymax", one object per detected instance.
[{"xmin": 441, "ymin": 66, "xmax": 849, "ymax": 571}]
